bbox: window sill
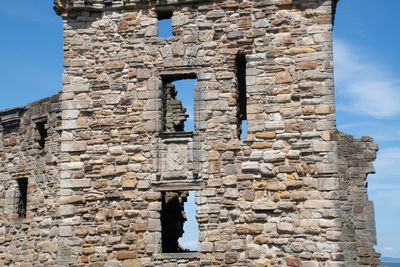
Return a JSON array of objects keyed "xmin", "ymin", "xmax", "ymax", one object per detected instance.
[{"xmin": 158, "ymin": 252, "xmax": 199, "ymax": 260}]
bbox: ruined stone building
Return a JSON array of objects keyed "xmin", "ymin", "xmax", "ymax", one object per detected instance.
[{"xmin": 0, "ymin": 0, "xmax": 382, "ymax": 266}]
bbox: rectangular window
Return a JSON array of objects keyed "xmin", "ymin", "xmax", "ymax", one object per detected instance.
[
  {"xmin": 17, "ymin": 178, "xmax": 28, "ymax": 218},
  {"xmin": 161, "ymin": 75, "xmax": 197, "ymax": 133},
  {"xmin": 161, "ymin": 191, "xmax": 198, "ymax": 252},
  {"xmin": 157, "ymin": 11, "xmax": 173, "ymax": 38},
  {"xmin": 36, "ymin": 120, "xmax": 47, "ymax": 149},
  {"xmin": 236, "ymin": 52, "xmax": 247, "ymax": 139}
]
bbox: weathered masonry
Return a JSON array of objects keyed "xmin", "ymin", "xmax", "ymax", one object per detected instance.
[{"xmin": 0, "ymin": 0, "xmax": 382, "ymax": 266}]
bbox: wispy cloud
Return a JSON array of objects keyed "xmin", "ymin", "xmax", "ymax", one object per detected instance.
[
  {"xmin": 337, "ymin": 121, "xmax": 400, "ymax": 142},
  {"xmin": 334, "ymin": 40, "xmax": 400, "ymax": 118},
  {"xmin": 180, "ymin": 240, "xmax": 199, "ymax": 250},
  {"xmin": 372, "ymin": 147, "xmax": 400, "ymax": 179},
  {"xmin": 367, "ymin": 147, "xmax": 400, "ymax": 207},
  {"xmin": 383, "ymin": 247, "xmax": 395, "ymax": 251}
]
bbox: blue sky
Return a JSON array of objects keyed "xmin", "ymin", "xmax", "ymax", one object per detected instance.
[
  {"xmin": 334, "ymin": 0, "xmax": 400, "ymax": 258},
  {"xmin": 0, "ymin": 0, "xmax": 399, "ymax": 258}
]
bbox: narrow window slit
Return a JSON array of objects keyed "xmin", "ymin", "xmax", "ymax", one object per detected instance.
[
  {"xmin": 17, "ymin": 178, "xmax": 28, "ymax": 218},
  {"xmin": 236, "ymin": 52, "xmax": 247, "ymax": 139},
  {"xmin": 157, "ymin": 11, "xmax": 173, "ymax": 38},
  {"xmin": 161, "ymin": 191, "xmax": 198, "ymax": 252},
  {"xmin": 36, "ymin": 121, "xmax": 47, "ymax": 149}
]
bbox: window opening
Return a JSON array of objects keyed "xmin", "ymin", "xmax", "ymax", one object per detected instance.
[
  {"xmin": 161, "ymin": 191, "xmax": 198, "ymax": 252},
  {"xmin": 17, "ymin": 178, "xmax": 28, "ymax": 218},
  {"xmin": 162, "ymin": 75, "xmax": 196, "ymax": 133},
  {"xmin": 157, "ymin": 12, "xmax": 173, "ymax": 38},
  {"xmin": 36, "ymin": 121, "xmax": 47, "ymax": 149},
  {"xmin": 179, "ymin": 191, "xmax": 199, "ymax": 251},
  {"xmin": 236, "ymin": 52, "xmax": 247, "ymax": 139}
]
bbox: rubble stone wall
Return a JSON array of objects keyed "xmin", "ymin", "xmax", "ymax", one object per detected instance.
[
  {"xmin": 337, "ymin": 132, "xmax": 381, "ymax": 267},
  {"xmin": 0, "ymin": 0, "xmax": 381, "ymax": 266},
  {"xmin": 0, "ymin": 95, "xmax": 61, "ymax": 266}
]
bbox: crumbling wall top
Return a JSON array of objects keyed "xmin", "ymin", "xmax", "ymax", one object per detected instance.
[
  {"xmin": 54, "ymin": 0, "xmax": 212, "ymax": 16},
  {"xmin": 54, "ymin": 0, "xmax": 339, "ymax": 20}
]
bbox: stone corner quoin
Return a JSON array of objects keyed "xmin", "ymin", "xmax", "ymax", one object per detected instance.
[{"xmin": 0, "ymin": 0, "xmax": 381, "ymax": 266}]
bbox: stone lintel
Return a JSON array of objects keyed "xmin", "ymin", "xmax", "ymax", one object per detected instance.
[
  {"xmin": 0, "ymin": 107, "xmax": 25, "ymax": 129},
  {"xmin": 153, "ymin": 181, "xmax": 204, "ymax": 191}
]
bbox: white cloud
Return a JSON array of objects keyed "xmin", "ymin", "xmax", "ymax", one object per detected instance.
[
  {"xmin": 180, "ymin": 240, "xmax": 199, "ymax": 250},
  {"xmin": 337, "ymin": 120, "xmax": 400, "ymax": 143},
  {"xmin": 334, "ymin": 40, "xmax": 400, "ymax": 118},
  {"xmin": 372, "ymin": 147, "xmax": 400, "ymax": 179}
]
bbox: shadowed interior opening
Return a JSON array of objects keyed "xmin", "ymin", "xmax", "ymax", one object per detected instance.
[
  {"xmin": 17, "ymin": 178, "xmax": 28, "ymax": 218},
  {"xmin": 36, "ymin": 120, "xmax": 47, "ymax": 149},
  {"xmin": 236, "ymin": 52, "xmax": 247, "ymax": 139},
  {"xmin": 161, "ymin": 190, "xmax": 198, "ymax": 252}
]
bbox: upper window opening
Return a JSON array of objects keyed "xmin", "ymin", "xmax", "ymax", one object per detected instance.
[
  {"xmin": 36, "ymin": 120, "xmax": 47, "ymax": 149},
  {"xmin": 157, "ymin": 12, "xmax": 173, "ymax": 38},
  {"xmin": 17, "ymin": 178, "xmax": 28, "ymax": 218},
  {"xmin": 236, "ymin": 52, "xmax": 247, "ymax": 139},
  {"xmin": 162, "ymin": 75, "xmax": 196, "ymax": 133}
]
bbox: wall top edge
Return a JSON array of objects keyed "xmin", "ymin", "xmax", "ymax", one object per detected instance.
[
  {"xmin": 54, "ymin": 0, "xmax": 215, "ymax": 16},
  {"xmin": 54, "ymin": 0, "xmax": 337, "ymax": 17}
]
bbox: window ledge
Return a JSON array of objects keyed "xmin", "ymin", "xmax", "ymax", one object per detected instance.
[
  {"xmin": 11, "ymin": 218, "xmax": 30, "ymax": 224},
  {"xmin": 158, "ymin": 252, "xmax": 199, "ymax": 260}
]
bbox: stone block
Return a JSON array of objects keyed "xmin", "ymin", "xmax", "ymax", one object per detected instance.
[
  {"xmin": 62, "ymin": 118, "xmax": 88, "ymax": 129},
  {"xmin": 198, "ymin": 242, "xmax": 213, "ymax": 252},
  {"xmin": 137, "ymin": 68, "xmax": 151, "ymax": 79},
  {"xmin": 318, "ymin": 178, "xmax": 339, "ymax": 191},
  {"xmin": 61, "ymin": 162, "xmax": 84, "ymax": 170},
  {"xmin": 63, "ymin": 83, "xmax": 89, "ymax": 92},
  {"xmin": 59, "ymin": 205, "xmax": 75, "ymax": 216},
  {"xmin": 284, "ymin": 47, "xmax": 315, "ymax": 55},
  {"xmin": 263, "ymin": 151, "xmax": 286, "ymax": 162},
  {"xmin": 252, "ymin": 199, "xmax": 277, "ymax": 211},
  {"xmin": 116, "ymin": 251, "xmax": 137, "ymax": 260},
  {"xmin": 60, "ymin": 179, "xmax": 91, "ymax": 188},
  {"xmin": 59, "ymin": 226, "xmax": 73, "ymax": 237},
  {"xmin": 312, "ymin": 141, "xmax": 333, "ymax": 152},
  {"xmin": 104, "ymin": 60, "xmax": 124, "ymax": 70},
  {"xmin": 275, "ymin": 71, "xmax": 291, "ymax": 84},
  {"xmin": 122, "ymin": 259, "xmax": 140, "ymax": 267},
  {"xmin": 277, "ymin": 223, "xmax": 294, "ymax": 233},
  {"xmin": 316, "ymin": 163, "xmax": 338, "ymax": 174},
  {"xmin": 61, "ymin": 100, "xmax": 90, "ymax": 110},
  {"xmin": 242, "ymin": 161, "xmax": 259, "ymax": 171},
  {"xmin": 304, "ymin": 200, "xmax": 329, "ymax": 209},
  {"xmin": 286, "ymin": 256, "xmax": 301, "ymax": 267},
  {"xmin": 61, "ymin": 141, "xmax": 87, "ymax": 152},
  {"xmin": 301, "ymin": 262, "xmax": 319, "ymax": 267},
  {"xmin": 236, "ymin": 224, "xmax": 263, "ymax": 234},
  {"xmin": 104, "ymin": 94, "xmax": 121, "ymax": 105},
  {"xmin": 62, "ymin": 110, "xmax": 80, "ymax": 119},
  {"xmin": 255, "ymin": 131, "xmax": 276, "ymax": 139}
]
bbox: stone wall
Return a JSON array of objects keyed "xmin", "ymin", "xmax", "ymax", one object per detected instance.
[
  {"xmin": 0, "ymin": 95, "xmax": 61, "ymax": 266},
  {"xmin": 337, "ymin": 132, "xmax": 381, "ymax": 267},
  {"xmin": 0, "ymin": 0, "xmax": 381, "ymax": 266}
]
